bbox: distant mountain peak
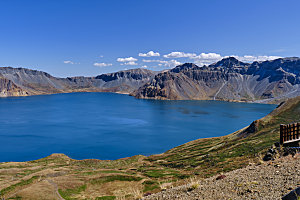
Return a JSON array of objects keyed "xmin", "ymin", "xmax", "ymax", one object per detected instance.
[
  {"xmin": 280, "ymin": 57, "xmax": 300, "ymax": 62},
  {"xmin": 211, "ymin": 57, "xmax": 247, "ymax": 68},
  {"xmin": 222, "ymin": 56, "xmax": 240, "ymax": 62},
  {"xmin": 170, "ymin": 63, "xmax": 199, "ymax": 73}
]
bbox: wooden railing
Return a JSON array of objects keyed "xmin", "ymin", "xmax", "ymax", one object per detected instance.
[{"xmin": 280, "ymin": 123, "xmax": 300, "ymax": 144}]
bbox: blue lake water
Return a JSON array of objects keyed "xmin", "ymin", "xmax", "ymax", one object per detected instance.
[{"xmin": 0, "ymin": 92, "xmax": 276, "ymax": 162}]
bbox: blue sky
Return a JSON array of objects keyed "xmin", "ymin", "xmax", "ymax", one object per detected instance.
[{"xmin": 0, "ymin": 0, "xmax": 299, "ymax": 77}]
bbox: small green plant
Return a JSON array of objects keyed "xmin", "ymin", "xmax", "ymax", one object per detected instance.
[
  {"xmin": 90, "ymin": 175, "xmax": 142, "ymax": 185},
  {"xmin": 143, "ymin": 180, "xmax": 159, "ymax": 192},
  {"xmin": 58, "ymin": 184, "xmax": 86, "ymax": 200},
  {"xmin": 95, "ymin": 196, "xmax": 116, "ymax": 200},
  {"xmin": 188, "ymin": 183, "xmax": 199, "ymax": 191},
  {"xmin": 187, "ymin": 177, "xmax": 200, "ymax": 191}
]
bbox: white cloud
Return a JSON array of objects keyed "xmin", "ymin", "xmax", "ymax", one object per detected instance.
[
  {"xmin": 117, "ymin": 57, "xmax": 138, "ymax": 62},
  {"xmin": 192, "ymin": 53, "xmax": 281, "ymax": 66},
  {"xmin": 141, "ymin": 65, "xmax": 148, "ymax": 68},
  {"xmin": 63, "ymin": 60, "xmax": 81, "ymax": 64},
  {"xmin": 63, "ymin": 60, "xmax": 75, "ymax": 64},
  {"xmin": 142, "ymin": 59, "xmax": 181, "ymax": 68},
  {"xmin": 93, "ymin": 62, "xmax": 113, "ymax": 67},
  {"xmin": 163, "ymin": 52, "xmax": 197, "ymax": 58},
  {"xmin": 99, "ymin": 55, "xmax": 104, "ymax": 58},
  {"xmin": 121, "ymin": 61, "xmax": 138, "ymax": 66},
  {"xmin": 163, "ymin": 59, "xmax": 181, "ymax": 67},
  {"xmin": 114, "ymin": 52, "xmax": 281, "ymax": 70},
  {"xmin": 194, "ymin": 53, "xmax": 222, "ymax": 61},
  {"xmin": 192, "ymin": 53, "xmax": 223, "ymax": 66},
  {"xmin": 139, "ymin": 51, "xmax": 160, "ymax": 57}
]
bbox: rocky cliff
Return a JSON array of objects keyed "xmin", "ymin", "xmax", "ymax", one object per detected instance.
[
  {"xmin": 0, "ymin": 67, "xmax": 157, "ymax": 97},
  {"xmin": 0, "ymin": 75, "xmax": 29, "ymax": 97},
  {"xmin": 133, "ymin": 57, "xmax": 300, "ymax": 103},
  {"xmin": 2, "ymin": 57, "xmax": 300, "ymax": 102}
]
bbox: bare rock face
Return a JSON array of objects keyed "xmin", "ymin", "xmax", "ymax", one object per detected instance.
[
  {"xmin": 0, "ymin": 76, "xmax": 28, "ymax": 97},
  {"xmin": 0, "ymin": 67, "xmax": 157, "ymax": 97},
  {"xmin": 133, "ymin": 57, "xmax": 300, "ymax": 102},
  {"xmin": 2, "ymin": 57, "xmax": 300, "ymax": 102}
]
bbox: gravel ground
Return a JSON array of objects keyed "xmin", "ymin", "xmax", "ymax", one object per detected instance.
[{"xmin": 144, "ymin": 155, "xmax": 300, "ymax": 200}]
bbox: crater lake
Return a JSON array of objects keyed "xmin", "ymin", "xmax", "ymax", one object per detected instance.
[{"xmin": 0, "ymin": 92, "xmax": 276, "ymax": 162}]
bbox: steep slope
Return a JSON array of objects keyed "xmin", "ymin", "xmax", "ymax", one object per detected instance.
[
  {"xmin": 147, "ymin": 96, "xmax": 300, "ymax": 174},
  {"xmin": 0, "ymin": 75, "xmax": 29, "ymax": 97},
  {"xmin": 0, "ymin": 67, "xmax": 70, "ymax": 95},
  {"xmin": 0, "ymin": 67, "xmax": 157, "ymax": 96},
  {"xmin": 134, "ymin": 57, "xmax": 300, "ymax": 102}
]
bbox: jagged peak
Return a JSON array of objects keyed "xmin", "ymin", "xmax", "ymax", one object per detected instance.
[
  {"xmin": 255, "ymin": 57, "xmax": 300, "ymax": 65},
  {"xmin": 170, "ymin": 63, "xmax": 199, "ymax": 73},
  {"xmin": 102, "ymin": 68, "xmax": 155, "ymax": 76},
  {"xmin": 122, "ymin": 68, "xmax": 153, "ymax": 73},
  {"xmin": 221, "ymin": 56, "xmax": 240, "ymax": 63},
  {"xmin": 210, "ymin": 57, "xmax": 247, "ymax": 68},
  {"xmin": 280, "ymin": 57, "xmax": 300, "ymax": 61},
  {"xmin": 250, "ymin": 57, "xmax": 300, "ymax": 70},
  {"xmin": 274, "ymin": 57, "xmax": 300, "ymax": 63}
]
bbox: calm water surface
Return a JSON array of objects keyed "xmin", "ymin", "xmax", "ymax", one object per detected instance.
[{"xmin": 0, "ymin": 93, "xmax": 276, "ymax": 162}]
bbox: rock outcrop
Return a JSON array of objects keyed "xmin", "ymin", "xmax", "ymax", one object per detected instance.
[
  {"xmin": 133, "ymin": 57, "xmax": 300, "ymax": 103},
  {"xmin": 144, "ymin": 155, "xmax": 300, "ymax": 200},
  {"xmin": 0, "ymin": 75, "xmax": 28, "ymax": 97},
  {"xmin": 0, "ymin": 67, "xmax": 157, "ymax": 97},
  {"xmin": 2, "ymin": 57, "xmax": 300, "ymax": 102}
]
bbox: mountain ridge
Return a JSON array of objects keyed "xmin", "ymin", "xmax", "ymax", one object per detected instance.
[
  {"xmin": 0, "ymin": 67, "xmax": 158, "ymax": 96},
  {"xmin": 1, "ymin": 57, "xmax": 300, "ymax": 103},
  {"xmin": 133, "ymin": 57, "xmax": 300, "ymax": 103}
]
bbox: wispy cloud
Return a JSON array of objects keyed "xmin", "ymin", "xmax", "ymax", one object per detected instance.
[
  {"xmin": 93, "ymin": 62, "xmax": 112, "ymax": 67},
  {"xmin": 270, "ymin": 48, "xmax": 286, "ymax": 53},
  {"xmin": 163, "ymin": 59, "xmax": 181, "ymax": 67},
  {"xmin": 142, "ymin": 59, "xmax": 181, "ymax": 68},
  {"xmin": 121, "ymin": 61, "xmax": 138, "ymax": 66},
  {"xmin": 63, "ymin": 60, "xmax": 76, "ymax": 64},
  {"xmin": 139, "ymin": 51, "xmax": 160, "ymax": 57},
  {"xmin": 142, "ymin": 59, "xmax": 162, "ymax": 63}
]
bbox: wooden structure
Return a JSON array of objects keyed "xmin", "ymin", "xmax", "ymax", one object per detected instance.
[{"xmin": 280, "ymin": 123, "xmax": 300, "ymax": 145}]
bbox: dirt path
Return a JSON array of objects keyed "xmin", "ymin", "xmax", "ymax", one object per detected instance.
[{"xmin": 46, "ymin": 179, "xmax": 64, "ymax": 200}]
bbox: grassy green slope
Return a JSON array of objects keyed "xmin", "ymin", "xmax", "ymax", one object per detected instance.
[{"xmin": 147, "ymin": 96, "xmax": 300, "ymax": 177}]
